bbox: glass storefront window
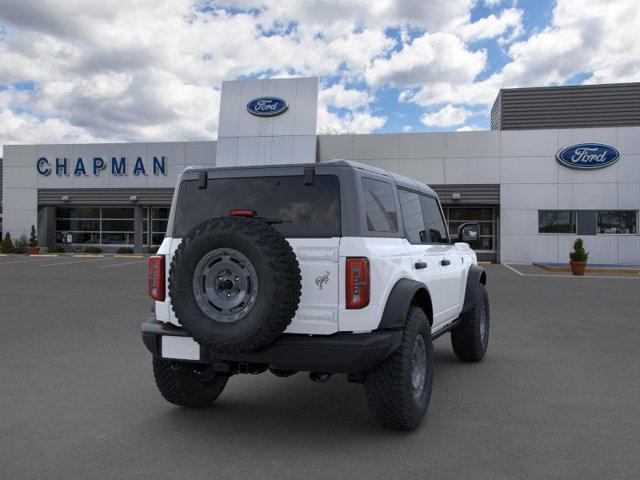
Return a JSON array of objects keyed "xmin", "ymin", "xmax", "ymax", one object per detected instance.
[
  {"xmin": 538, "ymin": 210, "xmax": 577, "ymax": 233},
  {"xmin": 446, "ymin": 207, "xmax": 495, "ymax": 251},
  {"xmin": 149, "ymin": 206, "xmax": 170, "ymax": 246},
  {"xmin": 55, "ymin": 206, "xmax": 135, "ymax": 246},
  {"xmin": 597, "ymin": 210, "xmax": 638, "ymax": 234}
]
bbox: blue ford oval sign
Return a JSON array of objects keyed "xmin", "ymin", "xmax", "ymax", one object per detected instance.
[
  {"xmin": 247, "ymin": 97, "xmax": 288, "ymax": 117},
  {"xmin": 556, "ymin": 143, "xmax": 620, "ymax": 170}
]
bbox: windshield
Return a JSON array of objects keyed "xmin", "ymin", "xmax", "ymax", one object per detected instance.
[{"xmin": 172, "ymin": 175, "xmax": 341, "ymax": 238}]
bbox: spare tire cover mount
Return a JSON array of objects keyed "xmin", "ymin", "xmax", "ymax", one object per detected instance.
[{"xmin": 192, "ymin": 247, "xmax": 259, "ymax": 323}]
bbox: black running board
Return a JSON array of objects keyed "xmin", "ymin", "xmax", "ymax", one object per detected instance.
[{"xmin": 431, "ymin": 317, "xmax": 462, "ymax": 340}]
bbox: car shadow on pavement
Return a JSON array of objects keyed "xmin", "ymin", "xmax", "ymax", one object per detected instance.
[{"xmin": 141, "ymin": 348, "xmax": 469, "ymax": 439}]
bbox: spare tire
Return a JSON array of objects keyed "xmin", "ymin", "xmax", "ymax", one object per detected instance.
[{"xmin": 169, "ymin": 216, "xmax": 301, "ymax": 353}]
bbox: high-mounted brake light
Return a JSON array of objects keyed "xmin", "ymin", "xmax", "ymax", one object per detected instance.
[
  {"xmin": 229, "ymin": 209, "xmax": 256, "ymax": 217},
  {"xmin": 346, "ymin": 257, "xmax": 370, "ymax": 309},
  {"xmin": 148, "ymin": 255, "xmax": 165, "ymax": 301}
]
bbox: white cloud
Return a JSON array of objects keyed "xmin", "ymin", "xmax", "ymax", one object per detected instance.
[
  {"xmin": 402, "ymin": 125, "xmax": 413, "ymax": 132},
  {"xmin": 404, "ymin": 0, "xmax": 640, "ymax": 111},
  {"xmin": 366, "ymin": 32, "xmax": 486, "ymax": 88},
  {"xmin": 420, "ymin": 105, "xmax": 472, "ymax": 127},
  {"xmin": 317, "ymin": 105, "xmax": 386, "ymax": 134},
  {"xmin": 0, "ymin": 0, "xmax": 638, "ymax": 148},
  {"xmin": 456, "ymin": 125, "xmax": 484, "ymax": 132},
  {"xmin": 459, "ymin": 7, "xmax": 523, "ymax": 42},
  {"xmin": 319, "ymin": 84, "xmax": 373, "ymax": 110}
]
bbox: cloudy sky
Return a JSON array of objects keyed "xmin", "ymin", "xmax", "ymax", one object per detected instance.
[{"xmin": 0, "ymin": 0, "xmax": 638, "ymax": 153}]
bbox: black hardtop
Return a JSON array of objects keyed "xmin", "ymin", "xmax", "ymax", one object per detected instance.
[{"xmin": 181, "ymin": 159, "xmax": 437, "ymax": 197}]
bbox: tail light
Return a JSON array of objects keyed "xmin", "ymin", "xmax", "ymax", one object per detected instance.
[
  {"xmin": 229, "ymin": 209, "xmax": 256, "ymax": 217},
  {"xmin": 346, "ymin": 257, "xmax": 369, "ymax": 309},
  {"xmin": 149, "ymin": 255, "xmax": 165, "ymax": 301}
]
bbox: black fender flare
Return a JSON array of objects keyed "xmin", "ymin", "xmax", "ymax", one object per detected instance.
[
  {"xmin": 378, "ymin": 279, "xmax": 433, "ymax": 330},
  {"xmin": 461, "ymin": 264, "xmax": 487, "ymax": 314}
]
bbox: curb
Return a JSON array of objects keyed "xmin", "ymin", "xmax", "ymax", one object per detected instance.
[{"xmin": 533, "ymin": 263, "xmax": 640, "ymax": 275}]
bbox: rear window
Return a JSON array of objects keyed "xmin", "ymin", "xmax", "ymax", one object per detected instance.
[{"xmin": 173, "ymin": 175, "xmax": 341, "ymax": 238}]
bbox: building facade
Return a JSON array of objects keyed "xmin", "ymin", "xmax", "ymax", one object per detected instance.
[{"xmin": 2, "ymin": 79, "xmax": 639, "ymax": 264}]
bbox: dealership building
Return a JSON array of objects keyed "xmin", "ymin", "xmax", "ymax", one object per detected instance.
[{"xmin": 1, "ymin": 78, "xmax": 639, "ymax": 264}]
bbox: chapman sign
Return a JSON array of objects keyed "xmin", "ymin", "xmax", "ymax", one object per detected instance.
[
  {"xmin": 246, "ymin": 97, "xmax": 288, "ymax": 117},
  {"xmin": 36, "ymin": 156, "xmax": 168, "ymax": 177},
  {"xmin": 556, "ymin": 143, "xmax": 620, "ymax": 170}
]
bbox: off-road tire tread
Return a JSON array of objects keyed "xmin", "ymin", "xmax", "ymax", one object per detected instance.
[
  {"xmin": 364, "ymin": 307, "xmax": 433, "ymax": 430},
  {"xmin": 169, "ymin": 217, "xmax": 301, "ymax": 353},
  {"xmin": 153, "ymin": 359, "xmax": 228, "ymax": 408},
  {"xmin": 451, "ymin": 283, "xmax": 489, "ymax": 362}
]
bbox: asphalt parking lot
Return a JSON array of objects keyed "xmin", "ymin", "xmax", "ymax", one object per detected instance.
[{"xmin": 1, "ymin": 256, "xmax": 639, "ymax": 479}]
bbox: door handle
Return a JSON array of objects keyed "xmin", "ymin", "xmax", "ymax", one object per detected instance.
[
  {"xmin": 414, "ymin": 261, "xmax": 427, "ymax": 269},
  {"xmin": 440, "ymin": 259, "xmax": 451, "ymax": 266}
]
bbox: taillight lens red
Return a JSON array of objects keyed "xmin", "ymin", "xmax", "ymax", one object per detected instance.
[
  {"xmin": 148, "ymin": 255, "xmax": 165, "ymax": 301},
  {"xmin": 346, "ymin": 257, "xmax": 370, "ymax": 309},
  {"xmin": 229, "ymin": 209, "xmax": 256, "ymax": 217}
]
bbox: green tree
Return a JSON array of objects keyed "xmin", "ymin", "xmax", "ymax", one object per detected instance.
[
  {"xmin": 29, "ymin": 225, "xmax": 38, "ymax": 248},
  {"xmin": 1, "ymin": 233, "xmax": 15, "ymax": 253},
  {"xmin": 569, "ymin": 238, "xmax": 589, "ymax": 262}
]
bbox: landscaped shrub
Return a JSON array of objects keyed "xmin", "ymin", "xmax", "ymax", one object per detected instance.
[
  {"xmin": 13, "ymin": 235, "xmax": 29, "ymax": 254},
  {"xmin": 569, "ymin": 238, "xmax": 589, "ymax": 262},
  {"xmin": 29, "ymin": 225, "xmax": 38, "ymax": 248},
  {"xmin": 116, "ymin": 247, "xmax": 135, "ymax": 254},
  {"xmin": 82, "ymin": 246, "xmax": 103, "ymax": 254},
  {"xmin": 47, "ymin": 245, "xmax": 65, "ymax": 254},
  {"xmin": 148, "ymin": 246, "xmax": 159, "ymax": 254},
  {"xmin": 1, "ymin": 233, "xmax": 15, "ymax": 253}
]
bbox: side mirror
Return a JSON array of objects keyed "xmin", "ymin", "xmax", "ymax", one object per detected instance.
[{"xmin": 457, "ymin": 222, "xmax": 480, "ymax": 243}]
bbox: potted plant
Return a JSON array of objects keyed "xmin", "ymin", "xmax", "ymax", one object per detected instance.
[
  {"xmin": 28, "ymin": 225, "xmax": 40, "ymax": 255},
  {"xmin": 569, "ymin": 238, "xmax": 589, "ymax": 276},
  {"xmin": 1, "ymin": 232, "xmax": 15, "ymax": 254}
]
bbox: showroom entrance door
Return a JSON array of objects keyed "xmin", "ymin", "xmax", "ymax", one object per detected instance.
[{"xmin": 444, "ymin": 206, "xmax": 498, "ymax": 262}]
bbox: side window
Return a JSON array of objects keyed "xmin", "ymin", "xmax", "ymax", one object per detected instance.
[
  {"xmin": 420, "ymin": 195, "xmax": 449, "ymax": 243},
  {"xmin": 398, "ymin": 189, "xmax": 427, "ymax": 244},
  {"xmin": 361, "ymin": 177, "xmax": 398, "ymax": 233}
]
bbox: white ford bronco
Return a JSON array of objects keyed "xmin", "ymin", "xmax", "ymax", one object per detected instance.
[{"xmin": 142, "ymin": 160, "xmax": 489, "ymax": 430}]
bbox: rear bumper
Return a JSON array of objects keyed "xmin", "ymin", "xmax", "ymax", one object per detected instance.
[{"xmin": 141, "ymin": 319, "xmax": 402, "ymax": 374}]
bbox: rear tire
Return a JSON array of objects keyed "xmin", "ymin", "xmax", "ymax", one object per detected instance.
[
  {"xmin": 364, "ymin": 307, "xmax": 434, "ymax": 430},
  {"xmin": 451, "ymin": 283, "xmax": 490, "ymax": 362},
  {"xmin": 153, "ymin": 359, "xmax": 228, "ymax": 408}
]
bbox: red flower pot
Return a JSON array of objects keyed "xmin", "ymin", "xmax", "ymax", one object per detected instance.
[{"xmin": 569, "ymin": 261, "xmax": 587, "ymax": 276}]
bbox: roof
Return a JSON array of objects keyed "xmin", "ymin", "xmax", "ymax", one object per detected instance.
[{"xmin": 183, "ymin": 159, "xmax": 437, "ymax": 196}]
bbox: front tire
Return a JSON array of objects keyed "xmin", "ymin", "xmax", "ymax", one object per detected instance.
[
  {"xmin": 451, "ymin": 283, "xmax": 490, "ymax": 362},
  {"xmin": 153, "ymin": 359, "xmax": 228, "ymax": 408},
  {"xmin": 364, "ymin": 307, "xmax": 434, "ymax": 430}
]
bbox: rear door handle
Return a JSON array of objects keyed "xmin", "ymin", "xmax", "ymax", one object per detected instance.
[
  {"xmin": 440, "ymin": 259, "xmax": 451, "ymax": 266},
  {"xmin": 414, "ymin": 262, "xmax": 427, "ymax": 269}
]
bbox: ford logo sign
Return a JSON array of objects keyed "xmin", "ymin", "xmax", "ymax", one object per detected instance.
[
  {"xmin": 556, "ymin": 143, "xmax": 620, "ymax": 170},
  {"xmin": 246, "ymin": 97, "xmax": 288, "ymax": 117}
]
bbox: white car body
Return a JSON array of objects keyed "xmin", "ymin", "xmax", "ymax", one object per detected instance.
[{"xmin": 155, "ymin": 235, "xmax": 477, "ymax": 335}]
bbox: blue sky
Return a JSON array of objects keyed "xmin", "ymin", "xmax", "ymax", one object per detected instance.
[{"xmin": 0, "ymin": 0, "xmax": 638, "ymax": 150}]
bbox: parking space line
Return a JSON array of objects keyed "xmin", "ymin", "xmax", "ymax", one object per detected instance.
[
  {"xmin": 502, "ymin": 263, "xmax": 640, "ymax": 280},
  {"xmin": 0, "ymin": 257, "xmax": 56, "ymax": 266},
  {"xmin": 38, "ymin": 259, "xmax": 103, "ymax": 267},
  {"xmin": 98, "ymin": 260, "xmax": 146, "ymax": 269},
  {"xmin": 502, "ymin": 263, "xmax": 524, "ymax": 276}
]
